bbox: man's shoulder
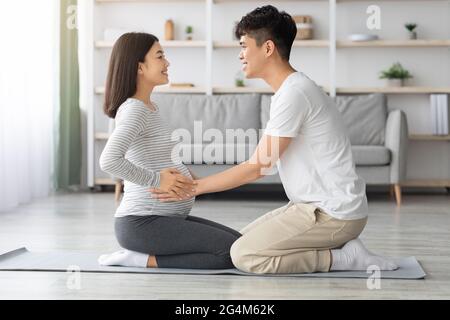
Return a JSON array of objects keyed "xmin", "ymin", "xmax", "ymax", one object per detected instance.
[
  {"xmin": 283, "ymin": 73, "xmax": 331, "ymax": 105},
  {"xmin": 290, "ymin": 73, "xmax": 323, "ymax": 93},
  {"xmin": 279, "ymin": 72, "xmax": 318, "ymax": 94},
  {"xmin": 275, "ymin": 80, "xmax": 311, "ymax": 106}
]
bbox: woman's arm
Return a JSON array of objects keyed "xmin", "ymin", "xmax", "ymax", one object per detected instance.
[
  {"xmin": 100, "ymin": 105, "xmax": 195, "ymax": 197},
  {"xmin": 99, "ymin": 105, "xmax": 161, "ymax": 187}
]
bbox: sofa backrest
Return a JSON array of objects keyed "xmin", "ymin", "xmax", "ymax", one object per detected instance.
[
  {"xmin": 334, "ymin": 93, "xmax": 387, "ymax": 145},
  {"xmin": 154, "ymin": 92, "xmax": 387, "ymax": 146},
  {"xmin": 260, "ymin": 93, "xmax": 387, "ymax": 145},
  {"xmin": 153, "ymin": 93, "xmax": 261, "ymax": 143}
]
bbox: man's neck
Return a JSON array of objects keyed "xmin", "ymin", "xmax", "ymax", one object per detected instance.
[{"xmin": 263, "ymin": 63, "xmax": 297, "ymax": 92}]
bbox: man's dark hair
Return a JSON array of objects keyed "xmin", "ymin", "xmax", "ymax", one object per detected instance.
[{"xmin": 235, "ymin": 5, "xmax": 297, "ymax": 61}]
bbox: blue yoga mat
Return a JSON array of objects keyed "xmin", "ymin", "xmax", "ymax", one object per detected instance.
[{"xmin": 0, "ymin": 247, "xmax": 426, "ymax": 279}]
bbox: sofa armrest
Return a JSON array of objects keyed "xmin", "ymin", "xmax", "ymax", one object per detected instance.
[{"xmin": 385, "ymin": 109, "xmax": 409, "ymax": 184}]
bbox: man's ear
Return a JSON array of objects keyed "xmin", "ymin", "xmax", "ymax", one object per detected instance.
[{"xmin": 264, "ymin": 40, "xmax": 276, "ymax": 57}]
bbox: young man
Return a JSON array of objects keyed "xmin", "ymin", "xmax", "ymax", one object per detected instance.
[{"xmin": 152, "ymin": 5, "xmax": 398, "ymax": 274}]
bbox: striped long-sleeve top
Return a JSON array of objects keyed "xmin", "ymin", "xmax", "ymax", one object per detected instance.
[{"xmin": 99, "ymin": 98, "xmax": 194, "ymax": 218}]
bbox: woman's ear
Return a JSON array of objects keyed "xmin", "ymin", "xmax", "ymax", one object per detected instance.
[{"xmin": 137, "ymin": 62, "xmax": 144, "ymax": 75}]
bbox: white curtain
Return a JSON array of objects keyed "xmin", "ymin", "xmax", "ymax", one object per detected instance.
[{"xmin": 0, "ymin": 1, "xmax": 58, "ymax": 212}]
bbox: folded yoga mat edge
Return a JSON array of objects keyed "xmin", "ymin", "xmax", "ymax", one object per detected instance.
[
  {"xmin": 0, "ymin": 247, "xmax": 28, "ymax": 261},
  {"xmin": 0, "ymin": 247, "xmax": 426, "ymax": 279}
]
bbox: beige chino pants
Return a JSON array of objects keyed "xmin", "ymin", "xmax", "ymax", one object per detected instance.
[{"xmin": 230, "ymin": 202, "xmax": 368, "ymax": 274}]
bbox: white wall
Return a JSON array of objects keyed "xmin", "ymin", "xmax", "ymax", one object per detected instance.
[{"xmin": 84, "ymin": 0, "xmax": 450, "ymax": 186}]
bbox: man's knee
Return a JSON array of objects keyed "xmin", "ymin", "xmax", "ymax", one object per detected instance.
[
  {"xmin": 230, "ymin": 238, "xmax": 246, "ymax": 269},
  {"xmin": 230, "ymin": 238, "xmax": 258, "ymax": 273}
]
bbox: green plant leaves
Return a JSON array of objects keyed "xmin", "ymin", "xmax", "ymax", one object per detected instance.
[{"xmin": 379, "ymin": 62, "xmax": 413, "ymax": 79}]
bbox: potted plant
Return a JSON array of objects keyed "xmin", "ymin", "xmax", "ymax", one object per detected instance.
[
  {"xmin": 405, "ymin": 23, "xmax": 417, "ymax": 40},
  {"xmin": 379, "ymin": 62, "xmax": 413, "ymax": 87},
  {"xmin": 235, "ymin": 70, "xmax": 245, "ymax": 87},
  {"xmin": 185, "ymin": 25, "xmax": 193, "ymax": 41}
]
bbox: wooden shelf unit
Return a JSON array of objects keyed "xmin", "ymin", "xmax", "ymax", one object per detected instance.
[
  {"xmin": 96, "ymin": 0, "xmax": 205, "ymax": 3},
  {"xmin": 95, "ymin": 132, "xmax": 450, "ymax": 141},
  {"xmin": 94, "ymin": 177, "xmax": 450, "ymax": 188},
  {"xmin": 94, "ymin": 86, "xmax": 450, "ymax": 95},
  {"xmin": 95, "ymin": 86, "xmax": 206, "ymax": 94},
  {"xmin": 409, "ymin": 135, "xmax": 450, "ymax": 141},
  {"xmin": 336, "ymin": 87, "xmax": 450, "ymax": 94},
  {"xmin": 84, "ymin": 0, "xmax": 450, "ymax": 188},
  {"xmin": 401, "ymin": 180, "xmax": 450, "ymax": 187},
  {"xmin": 95, "ymin": 40, "xmax": 207, "ymax": 48},
  {"xmin": 94, "ymin": 178, "xmax": 116, "ymax": 186},
  {"xmin": 96, "ymin": 39, "xmax": 450, "ymax": 49},
  {"xmin": 337, "ymin": 40, "xmax": 450, "ymax": 48},
  {"xmin": 214, "ymin": 40, "xmax": 329, "ymax": 48}
]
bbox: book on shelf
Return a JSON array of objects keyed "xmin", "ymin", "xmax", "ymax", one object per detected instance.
[
  {"xmin": 430, "ymin": 94, "xmax": 449, "ymax": 135},
  {"xmin": 441, "ymin": 94, "xmax": 449, "ymax": 135},
  {"xmin": 431, "ymin": 94, "xmax": 437, "ymax": 135}
]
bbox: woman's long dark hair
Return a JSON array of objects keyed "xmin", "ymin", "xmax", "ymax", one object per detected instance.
[{"xmin": 103, "ymin": 32, "xmax": 159, "ymax": 118}]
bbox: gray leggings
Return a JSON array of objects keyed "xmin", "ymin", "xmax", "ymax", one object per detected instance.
[{"xmin": 115, "ymin": 215, "xmax": 242, "ymax": 269}]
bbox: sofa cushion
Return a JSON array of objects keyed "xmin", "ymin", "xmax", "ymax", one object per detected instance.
[
  {"xmin": 352, "ymin": 145, "xmax": 391, "ymax": 166},
  {"xmin": 334, "ymin": 94, "xmax": 387, "ymax": 145},
  {"xmin": 153, "ymin": 93, "xmax": 261, "ymax": 144}
]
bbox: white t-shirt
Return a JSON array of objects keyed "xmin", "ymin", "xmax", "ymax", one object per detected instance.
[{"xmin": 264, "ymin": 72, "xmax": 368, "ymax": 220}]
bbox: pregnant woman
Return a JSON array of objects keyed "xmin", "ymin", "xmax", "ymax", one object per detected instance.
[{"xmin": 98, "ymin": 32, "xmax": 241, "ymax": 269}]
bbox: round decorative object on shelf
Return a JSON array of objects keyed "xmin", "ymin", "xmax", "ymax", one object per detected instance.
[{"xmin": 293, "ymin": 15, "xmax": 313, "ymax": 40}]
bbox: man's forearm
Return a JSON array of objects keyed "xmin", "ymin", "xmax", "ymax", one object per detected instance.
[{"xmin": 196, "ymin": 161, "xmax": 263, "ymax": 195}]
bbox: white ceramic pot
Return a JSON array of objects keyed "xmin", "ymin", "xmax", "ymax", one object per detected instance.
[
  {"xmin": 386, "ymin": 79, "xmax": 403, "ymax": 87},
  {"xmin": 408, "ymin": 31, "xmax": 417, "ymax": 40}
]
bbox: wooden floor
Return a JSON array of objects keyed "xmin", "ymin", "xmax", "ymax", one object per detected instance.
[{"xmin": 0, "ymin": 190, "xmax": 449, "ymax": 299}]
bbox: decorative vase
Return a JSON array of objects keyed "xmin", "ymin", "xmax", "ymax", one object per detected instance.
[
  {"xmin": 165, "ymin": 19, "xmax": 174, "ymax": 41},
  {"xmin": 386, "ymin": 79, "xmax": 403, "ymax": 87},
  {"xmin": 293, "ymin": 15, "xmax": 313, "ymax": 40},
  {"xmin": 409, "ymin": 31, "xmax": 417, "ymax": 40}
]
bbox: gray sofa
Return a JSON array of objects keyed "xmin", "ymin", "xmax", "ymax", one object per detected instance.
[{"xmin": 149, "ymin": 92, "xmax": 408, "ymax": 205}]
